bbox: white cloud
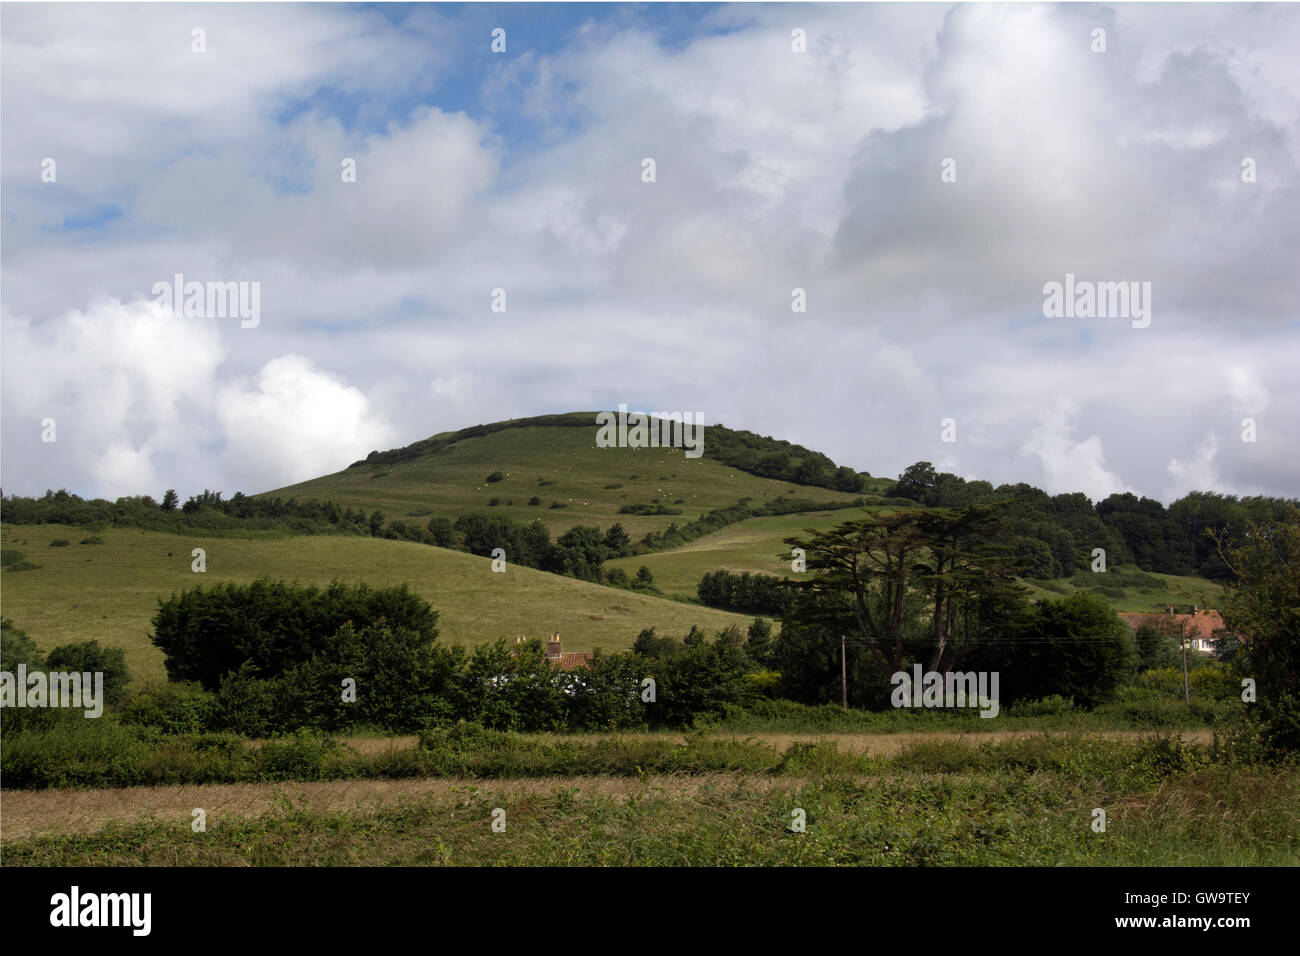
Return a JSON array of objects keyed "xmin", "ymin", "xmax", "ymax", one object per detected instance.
[
  {"xmin": 1020, "ymin": 399, "xmax": 1130, "ymax": 502},
  {"xmin": 1166, "ymin": 433, "xmax": 1221, "ymax": 501},
  {"xmin": 2, "ymin": 4, "xmax": 1298, "ymax": 503},
  {"xmin": 216, "ymin": 354, "xmax": 394, "ymax": 489},
  {"xmin": 1, "ymin": 296, "xmax": 226, "ymax": 499}
]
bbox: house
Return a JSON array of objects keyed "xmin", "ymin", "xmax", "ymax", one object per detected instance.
[
  {"xmin": 513, "ymin": 633, "xmax": 593, "ymax": 671},
  {"xmin": 1118, "ymin": 606, "xmax": 1228, "ymax": 656}
]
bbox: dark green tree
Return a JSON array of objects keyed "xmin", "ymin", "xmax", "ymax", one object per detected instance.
[{"xmin": 1217, "ymin": 509, "xmax": 1300, "ymax": 752}]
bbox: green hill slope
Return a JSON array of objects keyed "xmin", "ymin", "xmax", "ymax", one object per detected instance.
[
  {"xmin": 0, "ymin": 523, "xmax": 755, "ymax": 684},
  {"xmin": 266, "ymin": 415, "xmax": 875, "ymax": 540}
]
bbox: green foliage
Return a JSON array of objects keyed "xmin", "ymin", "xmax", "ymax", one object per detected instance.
[
  {"xmin": 1137, "ymin": 666, "xmax": 1240, "ymax": 702},
  {"xmin": 0, "ymin": 619, "xmax": 53, "ymax": 732},
  {"xmin": 976, "ymin": 592, "xmax": 1137, "ymax": 707},
  {"xmin": 45, "ymin": 640, "xmax": 130, "ymax": 707},
  {"xmin": 881, "ymin": 463, "xmax": 1294, "ymax": 581},
  {"xmin": 1135, "ymin": 623, "xmax": 1180, "ymax": 670},
  {"xmin": 745, "ymin": 617, "xmax": 775, "ymax": 668},
  {"xmin": 120, "ymin": 681, "xmax": 219, "ymax": 734},
  {"xmin": 631, "ymin": 626, "xmax": 755, "ymax": 728},
  {"xmin": 1, "ymin": 549, "xmax": 40, "ymax": 572},
  {"xmin": 1219, "ymin": 508, "xmax": 1300, "ymax": 752},
  {"xmin": 619, "ymin": 502, "xmax": 683, "ymax": 515},
  {"xmin": 3, "ymin": 487, "xmax": 374, "ymax": 538},
  {"xmin": 697, "ymin": 569, "xmax": 792, "ymax": 615},
  {"xmin": 150, "ymin": 578, "xmax": 440, "ymax": 691},
  {"xmin": 1, "ymin": 617, "xmax": 45, "ymax": 670}
]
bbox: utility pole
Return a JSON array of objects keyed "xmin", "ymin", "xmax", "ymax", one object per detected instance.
[
  {"xmin": 841, "ymin": 633, "xmax": 848, "ymax": 710},
  {"xmin": 1181, "ymin": 626, "xmax": 1191, "ymax": 705}
]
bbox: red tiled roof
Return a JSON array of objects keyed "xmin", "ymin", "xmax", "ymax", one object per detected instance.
[
  {"xmin": 1119, "ymin": 610, "xmax": 1226, "ymax": 641},
  {"xmin": 555, "ymin": 652, "xmax": 592, "ymax": 672}
]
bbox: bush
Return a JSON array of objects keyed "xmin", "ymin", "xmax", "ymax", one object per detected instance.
[
  {"xmin": 150, "ymin": 578, "xmax": 440, "ymax": 690},
  {"xmin": 1007, "ymin": 695, "xmax": 1075, "ymax": 717},
  {"xmin": 49, "ymin": 539, "xmax": 71, "ymax": 547},
  {"xmin": 45, "ymin": 639, "xmax": 131, "ymax": 707},
  {"xmin": 259, "ymin": 730, "xmax": 340, "ymax": 781},
  {"xmin": 485, "ymin": 471, "xmax": 505, "ymax": 483},
  {"xmin": 1, "ymin": 550, "xmax": 40, "ymax": 572},
  {"xmin": 121, "ymin": 681, "xmax": 219, "ymax": 734}
]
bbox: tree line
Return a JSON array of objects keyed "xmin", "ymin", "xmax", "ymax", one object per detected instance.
[
  {"xmin": 887, "ymin": 461, "xmax": 1295, "ymax": 580},
  {"xmin": 697, "ymin": 570, "xmax": 794, "ymax": 616},
  {"xmin": 2, "ymin": 488, "xmax": 373, "ymax": 537}
]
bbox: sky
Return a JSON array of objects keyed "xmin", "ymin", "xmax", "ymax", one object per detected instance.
[{"xmin": 2, "ymin": 2, "xmax": 1298, "ymax": 505}]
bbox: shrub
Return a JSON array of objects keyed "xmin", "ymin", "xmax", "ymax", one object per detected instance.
[
  {"xmin": 49, "ymin": 539, "xmax": 71, "ymax": 547},
  {"xmin": 121, "ymin": 681, "xmax": 219, "ymax": 734},
  {"xmin": 485, "ymin": 471, "xmax": 505, "ymax": 483},
  {"xmin": 1007, "ymin": 695, "xmax": 1075, "ymax": 717},
  {"xmin": 150, "ymin": 578, "xmax": 440, "ymax": 690},
  {"xmin": 45, "ymin": 640, "xmax": 131, "ymax": 707},
  {"xmin": 1, "ymin": 550, "xmax": 40, "ymax": 572}
]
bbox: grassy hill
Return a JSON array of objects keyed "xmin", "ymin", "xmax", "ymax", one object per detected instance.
[
  {"xmin": 265, "ymin": 415, "xmax": 877, "ymax": 540},
  {"xmin": 0, "ymin": 523, "xmax": 755, "ymax": 685},
  {"xmin": 2, "ymin": 412, "xmax": 1232, "ymax": 685}
]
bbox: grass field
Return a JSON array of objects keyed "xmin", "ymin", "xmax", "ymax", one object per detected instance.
[
  {"xmin": 0, "ymin": 523, "xmax": 753, "ymax": 684},
  {"xmin": 1022, "ymin": 571, "xmax": 1226, "ymax": 614},
  {"xmin": 604, "ymin": 509, "xmax": 896, "ymax": 599},
  {"xmin": 5, "ymin": 731, "xmax": 1293, "ymax": 865},
  {"xmin": 267, "ymin": 423, "xmax": 866, "ymax": 539}
]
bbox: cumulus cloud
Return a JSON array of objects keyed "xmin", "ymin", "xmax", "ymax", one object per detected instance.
[
  {"xmin": 1, "ymin": 297, "xmax": 225, "ymax": 498},
  {"xmin": 1166, "ymin": 433, "xmax": 1222, "ymax": 501},
  {"xmin": 1020, "ymin": 399, "xmax": 1131, "ymax": 501},
  {"xmin": 2, "ymin": 4, "xmax": 1297, "ymax": 502},
  {"xmin": 216, "ymin": 354, "xmax": 394, "ymax": 489},
  {"xmin": 1, "ymin": 298, "xmax": 390, "ymax": 498}
]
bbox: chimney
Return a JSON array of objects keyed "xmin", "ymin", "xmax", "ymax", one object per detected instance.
[{"xmin": 547, "ymin": 632, "xmax": 562, "ymax": 660}]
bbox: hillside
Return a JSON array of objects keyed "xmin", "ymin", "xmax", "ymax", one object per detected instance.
[
  {"xmin": 3, "ymin": 412, "xmax": 1249, "ymax": 683},
  {"xmin": 0, "ymin": 523, "xmax": 755, "ymax": 684},
  {"xmin": 266, "ymin": 414, "xmax": 879, "ymax": 540}
]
